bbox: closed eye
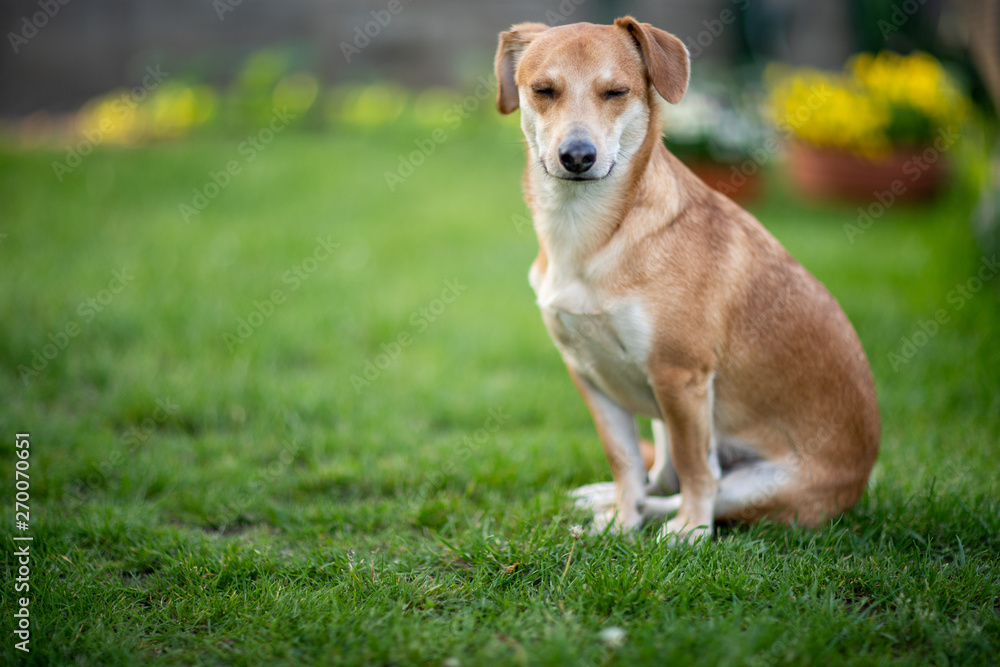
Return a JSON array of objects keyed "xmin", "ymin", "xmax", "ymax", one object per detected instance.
[
  {"xmin": 532, "ymin": 86, "xmax": 555, "ymax": 98},
  {"xmin": 604, "ymin": 88, "xmax": 629, "ymax": 99}
]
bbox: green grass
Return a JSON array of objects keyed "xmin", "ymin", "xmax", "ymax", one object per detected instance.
[{"xmin": 1, "ymin": 124, "xmax": 998, "ymax": 665}]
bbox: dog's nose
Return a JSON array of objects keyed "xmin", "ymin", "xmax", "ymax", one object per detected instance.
[{"xmin": 558, "ymin": 140, "xmax": 597, "ymax": 174}]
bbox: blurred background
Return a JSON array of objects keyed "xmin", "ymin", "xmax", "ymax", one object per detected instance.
[
  {"xmin": 0, "ymin": 0, "xmax": 990, "ymax": 108},
  {"xmin": 1, "ymin": 0, "xmax": 997, "ymax": 238}
]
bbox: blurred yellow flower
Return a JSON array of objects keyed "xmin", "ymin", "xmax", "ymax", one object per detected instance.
[
  {"xmin": 149, "ymin": 84, "xmax": 217, "ymax": 138},
  {"xmin": 330, "ymin": 82, "xmax": 408, "ymax": 128},
  {"xmin": 767, "ymin": 51, "xmax": 968, "ymax": 160},
  {"xmin": 75, "ymin": 83, "xmax": 216, "ymax": 144}
]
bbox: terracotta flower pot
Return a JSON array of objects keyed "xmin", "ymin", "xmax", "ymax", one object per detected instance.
[{"xmin": 786, "ymin": 141, "xmax": 947, "ymax": 202}]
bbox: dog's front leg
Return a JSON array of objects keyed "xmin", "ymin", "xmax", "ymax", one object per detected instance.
[
  {"xmin": 567, "ymin": 367, "xmax": 646, "ymax": 534},
  {"xmin": 652, "ymin": 368, "xmax": 719, "ymax": 544}
]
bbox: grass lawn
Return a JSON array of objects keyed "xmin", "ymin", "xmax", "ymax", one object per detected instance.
[{"xmin": 1, "ymin": 124, "xmax": 998, "ymax": 665}]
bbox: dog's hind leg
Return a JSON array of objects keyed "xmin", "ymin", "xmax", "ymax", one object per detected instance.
[
  {"xmin": 638, "ymin": 493, "xmax": 682, "ymax": 517},
  {"xmin": 640, "ymin": 457, "xmax": 863, "ymax": 532},
  {"xmin": 715, "ymin": 458, "xmax": 869, "ymax": 527},
  {"xmin": 637, "ymin": 459, "xmax": 798, "ymax": 523},
  {"xmin": 570, "ymin": 481, "xmax": 618, "ymax": 510},
  {"xmin": 710, "ymin": 460, "xmax": 800, "ymax": 523}
]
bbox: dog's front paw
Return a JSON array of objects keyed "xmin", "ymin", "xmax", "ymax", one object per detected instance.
[
  {"xmin": 658, "ymin": 515, "xmax": 712, "ymax": 546},
  {"xmin": 590, "ymin": 505, "xmax": 641, "ymax": 536}
]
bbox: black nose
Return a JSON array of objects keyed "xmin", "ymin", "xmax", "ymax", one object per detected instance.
[{"xmin": 558, "ymin": 140, "xmax": 597, "ymax": 174}]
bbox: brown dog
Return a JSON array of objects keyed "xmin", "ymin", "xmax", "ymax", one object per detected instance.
[{"xmin": 494, "ymin": 17, "xmax": 880, "ymax": 543}]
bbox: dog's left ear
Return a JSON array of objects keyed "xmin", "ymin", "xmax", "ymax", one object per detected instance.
[
  {"xmin": 495, "ymin": 22, "xmax": 549, "ymax": 114},
  {"xmin": 614, "ymin": 16, "xmax": 689, "ymax": 104}
]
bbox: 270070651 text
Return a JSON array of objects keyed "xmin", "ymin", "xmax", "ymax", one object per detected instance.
[{"xmin": 12, "ymin": 433, "xmax": 33, "ymax": 653}]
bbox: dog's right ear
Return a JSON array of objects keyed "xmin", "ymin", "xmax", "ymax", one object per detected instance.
[{"xmin": 495, "ymin": 22, "xmax": 548, "ymax": 114}]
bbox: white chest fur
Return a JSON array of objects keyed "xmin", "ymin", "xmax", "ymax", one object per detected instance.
[{"xmin": 531, "ymin": 265, "xmax": 661, "ymax": 419}]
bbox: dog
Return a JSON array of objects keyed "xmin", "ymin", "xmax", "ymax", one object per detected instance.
[{"xmin": 494, "ymin": 17, "xmax": 880, "ymax": 543}]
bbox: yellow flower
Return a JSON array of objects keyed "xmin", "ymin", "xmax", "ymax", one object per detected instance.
[{"xmin": 767, "ymin": 50, "xmax": 969, "ymax": 159}]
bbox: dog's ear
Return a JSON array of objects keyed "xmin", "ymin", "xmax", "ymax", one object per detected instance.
[
  {"xmin": 495, "ymin": 22, "xmax": 549, "ymax": 114},
  {"xmin": 614, "ymin": 16, "xmax": 689, "ymax": 104}
]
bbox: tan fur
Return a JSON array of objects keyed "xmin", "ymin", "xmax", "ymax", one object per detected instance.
[{"xmin": 495, "ymin": 18, "xmax": 880, "ymax": 542}]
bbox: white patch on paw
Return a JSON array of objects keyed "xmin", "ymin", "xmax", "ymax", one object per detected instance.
[
  {"xmin": 658, "ymin": 517, "xmax": 712, "ymax": 546},
  {"xmin": 589, "ymin": 505, "xmax": 641, "ymax": 535},
  {"xmin": 590, "ymin": 507, "xmax": 619, "ymax": 534}
]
